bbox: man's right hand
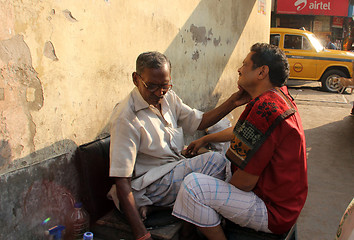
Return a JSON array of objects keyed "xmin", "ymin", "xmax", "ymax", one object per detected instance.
[
  {"xmin": 230, "ymin": 86, "xmax": 252, "ymax": 108},
  {"xmin": 115, "ymin": 177, "xmax": 153, "ymax": 239},
  {"xmin": 197, "ymin": 86, "xmax": 251, "ymax": 131}
]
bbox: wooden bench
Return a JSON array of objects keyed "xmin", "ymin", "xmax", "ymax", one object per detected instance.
[{"xmin": 75, "ymin": 136, "xmax": 297, "ymax": 240}]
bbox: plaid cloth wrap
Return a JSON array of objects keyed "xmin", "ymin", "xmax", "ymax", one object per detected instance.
[{"xmin": 226, "ymin": 87, "xmax": 296, "ymax": 170}]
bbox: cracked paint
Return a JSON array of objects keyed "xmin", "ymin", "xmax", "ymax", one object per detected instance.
[
  {"xmin": 43, "ymin": 41, "xmax": 58, "ymax": 61},
  {"xmin": 62, "ymin": 9, "xmax": 78, "ymax": 22},
  {"xmin": 190, "ymin": 24, "xmax": 221, "ymax": 47},
  {"xmin": 213, "ymin": 36, "xmax": 221, "ymax": 46},
  {"xmin": 0, "ymin": 35, "xmax": 43, "ymax": 170},
  {"xmin": 192, "ymin": 50, "xmax": 200, "ymax": 61},
  {"xmin": 190, "ymin": 24, "xmax": 208, "ymax": 45}
]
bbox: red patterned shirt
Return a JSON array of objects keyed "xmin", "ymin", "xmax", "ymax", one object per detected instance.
[{"xmin": 232, "ymin": 87, "xmax": 308, "ymax": 234}]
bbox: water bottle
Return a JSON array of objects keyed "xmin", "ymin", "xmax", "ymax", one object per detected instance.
[
  {"xmin": 70, "ymin": 202, "xmax": 90, "ymax": 240},
  {"xmin": 83, "ymin": 232, "xmax": 93, "ymax": 240}
]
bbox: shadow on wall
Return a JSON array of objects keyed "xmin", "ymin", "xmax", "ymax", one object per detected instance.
[
  {"xmin": 95, "ymin": 0, "xmax": 257, "ymax": 138},
  {"xmin": 299, "ymin": 116, "xmax": 354, "ymax": 238},
  {"xmin": 0, "ymin": 139, "xmax": 79, "ymax": 240},
  {"xmin": 164, "ymin": 0, "xmax": 256, "ymax": 111}
]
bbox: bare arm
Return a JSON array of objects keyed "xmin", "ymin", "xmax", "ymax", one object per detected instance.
[
  {"xmin": 114, "ymin": 177, "xmax": 152, "ymax": 239},
  {"xmin": 197, "ymin": 87, "xmax": 251, "ymax": 130},
  {"xmin": 229, "ymin": 169, "xmax": 259, "ymax": 192},
  {"xmin": 186, "ymin": 127, "xmax": 234, "ymax": 156}
]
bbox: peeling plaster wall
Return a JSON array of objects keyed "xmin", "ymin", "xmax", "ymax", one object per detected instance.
[
  {"xmin": 0, "ymin": 0, "xmax": 271, "ymax": 238},
  {"xmin": 0, "ymin": 0, "xmax": 271, "ymax": 174}
]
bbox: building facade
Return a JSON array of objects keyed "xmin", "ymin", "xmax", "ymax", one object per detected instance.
[{"xmin": 272, "ymin": 0, "xmax": 354, "ymax": 50}]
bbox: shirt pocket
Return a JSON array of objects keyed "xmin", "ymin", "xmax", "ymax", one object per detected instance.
[{"xmin": 166, "ymin": 126, "xmax": 184, "ymax": 153}]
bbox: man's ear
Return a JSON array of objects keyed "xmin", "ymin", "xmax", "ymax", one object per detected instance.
[
  {"xmin": 258, "ymin": 65, "xmax": 269, "ymax": 79},
  {"xmin": 132, "ymin": 72, "xmax": 138, "ymax": 86}
]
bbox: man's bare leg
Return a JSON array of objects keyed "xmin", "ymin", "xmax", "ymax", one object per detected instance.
[
  {"xmin": 198, "ymin": 225, "xmax": 226, "ymax": 240},
  {"xmin": 178, "ymin": 221, "xmax": 204, "ymax": 240}
]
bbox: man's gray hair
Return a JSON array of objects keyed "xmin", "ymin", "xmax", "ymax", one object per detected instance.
[{"xmin": 136, "ymin": 51, "xmax": 171, "ymax": 74}]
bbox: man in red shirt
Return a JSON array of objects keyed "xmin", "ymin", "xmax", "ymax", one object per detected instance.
[{"xmin": 172, "ymin": 43, "xmax": 308, "ymax": 239}]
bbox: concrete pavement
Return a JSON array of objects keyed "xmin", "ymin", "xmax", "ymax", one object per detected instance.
[{"xmin": 287, "ymin": 82, "xmax": 354, "ymax": 240}]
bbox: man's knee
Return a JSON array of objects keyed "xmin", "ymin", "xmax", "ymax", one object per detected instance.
[
  {"xmin": 205, "ymin": 152, "xmax": 227, "ymax": 167},
  {"xmin": 183, "ymin": 172, "xmax": 200, "ymax": 187},
  {"xmin": 187, "ymin": 152, "xmax": 227, "ymax": 179},
  {"xmin": 183, "ymin": 172, "xmax": 213, "ymax": 198}
]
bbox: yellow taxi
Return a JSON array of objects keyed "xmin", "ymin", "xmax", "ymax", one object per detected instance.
[{"xmin": 270, "ymin": 28, "xmax": 354, "ymax": 92}]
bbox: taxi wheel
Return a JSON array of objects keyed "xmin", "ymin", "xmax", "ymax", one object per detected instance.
[{"xmin": 320, "ymin": 70, "xmax": 346, "ymax": 93}]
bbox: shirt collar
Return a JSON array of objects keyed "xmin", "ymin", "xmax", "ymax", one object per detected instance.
[
  {"xmin": 131, "ymin": 87, "xmax": 149, "ymax": 112},
  {"xmin": 131, "ymin": 87, "xmax": 169, "ymax": 112}
]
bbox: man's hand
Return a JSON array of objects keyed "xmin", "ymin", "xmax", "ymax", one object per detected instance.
[
  {"xmin": 197, "ymin": 87, "xmax": 251, "ymax": 131},
  {"xmin": 184, "ymin": 136, "xmax": 208, "ymax": 157},
  {"xmin": 231, "ymin": 86, "xmax": 252, "ymax": 108},
  {"xmin": 184, "ymin": 127, "xmax": 234, "ymax": 157}
]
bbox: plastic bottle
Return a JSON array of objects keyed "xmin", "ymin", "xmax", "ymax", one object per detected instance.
[
  {"xmin": 70, "ymin": 202, "xmax": 90, "ymax": 240},
  {"xmin": 83, "ymin": 232, "xmax": 94, "ymax": 240}
]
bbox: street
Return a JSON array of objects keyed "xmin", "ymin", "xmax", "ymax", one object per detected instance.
[{"xmin": 287, "ymin": 81, "xmax": 354, "ymax": 240}]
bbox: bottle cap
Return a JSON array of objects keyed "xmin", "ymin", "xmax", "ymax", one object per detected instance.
[{"xmin": 83, "ymin": 232, "xmax": 94, "ymax": 240}]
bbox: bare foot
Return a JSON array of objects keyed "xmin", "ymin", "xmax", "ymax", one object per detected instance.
[
  {"xmin": 138, "ymin": 205, "xmax": 171, "ymax": 221},
  {"xmin": 139, "ymin": 206, "xmax": 149, "ymax": 221}
]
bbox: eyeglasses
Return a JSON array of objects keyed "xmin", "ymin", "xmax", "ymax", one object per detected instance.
[{"xmin": 136, "ymin": 73, "xmax": 173, "ymax": 92}]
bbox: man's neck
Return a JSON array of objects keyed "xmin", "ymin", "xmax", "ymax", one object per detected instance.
[
  {"xmin": 249, "ymin": 82, "xmax": 275, "ymax": 99},
  {"xmin": 152, "ymin": 103, "xmax": 162, "ymax": 113},
  {"xmin": 156, "ymin": 104, "xmax": 162, "ymax": 112}
]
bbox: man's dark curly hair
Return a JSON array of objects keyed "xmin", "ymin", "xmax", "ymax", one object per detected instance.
[{"xmin": 250, "ymin": 43, "xmax": 289, "ymax": 87}]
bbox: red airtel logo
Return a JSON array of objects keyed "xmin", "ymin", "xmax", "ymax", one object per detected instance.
[{"xmin": 295, "ymin": 0, "xmax": 307, "ymax": 11}]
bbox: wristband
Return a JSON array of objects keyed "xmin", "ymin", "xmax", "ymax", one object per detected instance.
[{"xmin": 136, "ymin": 231, "xmax": 151, "ymax": 240}]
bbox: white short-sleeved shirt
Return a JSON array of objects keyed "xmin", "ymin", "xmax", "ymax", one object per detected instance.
[{"xmin": 109, "ymin": 87, "xmax": 203, "ymax": 191}]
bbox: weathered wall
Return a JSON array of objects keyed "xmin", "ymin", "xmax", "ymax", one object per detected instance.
[{"xmin": 0, "ymin": 0, "xmax": 271, "ymax": 238}]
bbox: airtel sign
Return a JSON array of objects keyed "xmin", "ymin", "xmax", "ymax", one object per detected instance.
[{"xmin": 277, "ymin": 0, "xmax": 349, "ymax": 16}]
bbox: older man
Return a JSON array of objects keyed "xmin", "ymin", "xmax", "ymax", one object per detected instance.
[
  {"xmin": 172, "ymin": 43, "xmax": 308, "ymax": 239},
  {"xmin": 109, "ymin": 51, "xmax": 250, "ymax": 240}
]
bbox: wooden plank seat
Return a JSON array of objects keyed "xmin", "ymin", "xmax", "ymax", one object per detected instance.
[{"xmin": 93, "ymin": 208, "xmax": 182, "ymax": 240}]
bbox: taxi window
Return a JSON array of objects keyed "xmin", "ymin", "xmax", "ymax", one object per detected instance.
[
  {"xmin": 270, "ymin": 34, "xmax": 280, "ymax": 46},
  {"xmin": 284, "ymin": 34, "xmax": 312, "ymax": 50}
]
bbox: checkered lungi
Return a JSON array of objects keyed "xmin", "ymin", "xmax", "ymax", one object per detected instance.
[
  {"xmin": 134, "ymin": 152, "xmax": 227, "ymax": 208},
  {"xmin": 172, "ymin": 172, "xmax": 271, "ymax": 233}
]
